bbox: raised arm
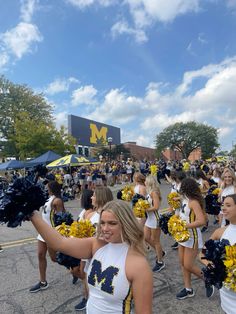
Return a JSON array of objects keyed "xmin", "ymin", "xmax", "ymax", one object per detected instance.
[{"xmin": 30, "ymin": 211, "xmax": 97, "ymax": 259}]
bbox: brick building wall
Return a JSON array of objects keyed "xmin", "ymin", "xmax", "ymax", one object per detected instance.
[
  {"xmin": 162, "ymin": 148, "xmax": 202, "ymax": 161},
  {"xmin": 123, "ymin": 142, "xmax": 156, "ymax": 161}
]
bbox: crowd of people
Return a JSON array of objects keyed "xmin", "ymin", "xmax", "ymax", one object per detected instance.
[{"xmin": 1, "ymin": 156, "xmax": 236, "ymax": 313}]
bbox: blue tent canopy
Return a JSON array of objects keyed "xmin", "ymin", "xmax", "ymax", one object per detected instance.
[
  {"xmin": 26, "ymin": 150, "xmax": 62, "ymax": 167},
  {"xmin": 0, "ymin": 160, "xmax": 26, "ymax": 170}
]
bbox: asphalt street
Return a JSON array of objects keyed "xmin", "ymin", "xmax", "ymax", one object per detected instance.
[{"xmin": 0, "ymin": 181, "xmax": 224, "ymax": 313}]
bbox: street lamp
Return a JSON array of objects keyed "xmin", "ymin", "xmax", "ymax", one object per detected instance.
[{"xmin": 107, "ymin": 137, "xmax": 113, "ymax": 162}]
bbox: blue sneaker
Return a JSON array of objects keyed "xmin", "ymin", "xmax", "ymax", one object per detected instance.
[
  {"xmin": 29, "ymin": 281, "xmax": 49, "ymax": 293},
  {"xmin": 152, "ymin": 261, "xmax": 165, "ymax": 272},
  {"xmin": 206, "ymin": 284, "xmax": 214, "ymax": 298},
  {"xmin": 176, "ymin": 288, "xmax": 195, "ymax": 300},
  {"xmin": 75, "ymin": 298, "xmax": 87, "ymax": 311}
]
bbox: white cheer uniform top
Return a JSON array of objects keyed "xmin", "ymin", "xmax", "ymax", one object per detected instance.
[
  {"xmin": 178, "ymin": 197, "xmax": 203, "ymax": 249},
  {"xmin": 79, "ymin": 209, "xmax": 100, "ymax": 225},
  {"xmin": 144, "ymin": 193, "xmax": 159, "ymax": 229},
  {"xmin": 37, "ymin": 195, "xmax": 55, "ymax": 242},
  {"xmin": 220, "ymin": 224, "xmax": 236, "ymax": 314},
  {"xmin": 134, "ymin": 184, "xmax": 141, "ymax": 194},
  {"xmin": 86, "ymin": 242, "xmax": 132, "ymax": 314}
]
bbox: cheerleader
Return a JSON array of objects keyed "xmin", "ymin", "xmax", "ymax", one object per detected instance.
[
  {"xmin": 30, "ymin": 200, "xmax": 153, "ymax": 313},
  {"xmin": 144, "ymin": 175, "xmax": 165, "ymax": 272},
  {"xmin": 73, "ymin": 186, "xmax": 113, "ymax": 311},
  {"xmin": 176, "ymin": 178, "xmax": 214, "ymax": 299},
  {"xmin": 29, "ymin": 181, "xmax": 65, "ymax": 293},
  {"xmin": 203, "ymin": 194, "xmax": 236, "ymax": 313},
  {"xmin": 133, "ymin": 172, "xmax": 147, "ymax": 225}
]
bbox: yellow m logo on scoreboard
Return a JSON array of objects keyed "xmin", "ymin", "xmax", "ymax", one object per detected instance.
[{"xmin": 90, "ymin": 123, "xmax": 108, "ymax": 144}]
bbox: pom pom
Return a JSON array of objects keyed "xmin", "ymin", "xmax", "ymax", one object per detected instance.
[
  {"xmin": 201, "ymin": 239, "xmax": 230, "ymax": 289},
  {"xmin": 223, "ymin": 245, "xmax": 236, "ymax": 292},
  {"xmin": 69, "ymin": 220, "xmax": 96, "ymax": 238},
  {"xmin": 205, "ymin": 186, "xmax": 221, "ymax": 215},
  {"xmin": 55, "ymin": 220, "xmax": 95, "ymax": 269},
  {"xmin": 0, "ymin": 177, "xmax": 47, "ymax": 228},
  {"xmin": 133, "ymin": 199, "xmax": 150, "ymax": 218},
  {"xmin": 131, "ymin": 193, "xmax": 145, "ymax": 206},
  {"xmin": 167, "ymin": 215, "xmax": 190, "ymax": 242},
  {"xmin": 56, "ymin": 252, "xmax": 80, "ymax": 269},
  {"xmin": 117, "ymin": 190, "xmax": 122, "ymax": 200},
  {"xmin": 212, "ymin": 187, "xmax": 220, "ymax": 195},
  {"xmin": 159, "ymin": 212, "xmax": 174, "ymax": 234},
  {"xmin": 167, "ymin": 192, "xmax": 181, "ymax": 210},
  {"xmin": 121, "ymin": 185, "xmax": 134, "ymax": 202},
  {"xmin": 56, "ymin": 220, "xmax": 96, "ymax": 238},
  {"xmin": 202, "ymin": 263, "xmax": 226, "ymax": 290},
  {"xmin": 54, "ymin": 212, "xmax": 74, "ymax": 227},
  {"xmin": 55, "ymin": 222, "xmax": 71, "ymax": 237}
]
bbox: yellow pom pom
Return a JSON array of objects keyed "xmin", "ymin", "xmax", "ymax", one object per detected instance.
[
  {"xmin": 167, "ymin": 215, "xmax": 190, "ymax": 242},
  {"xmin": 167, "ymin": 192, "xmax": 181, "ymax": 210},
  {"xmin": 55, "ymin": 220, "xmax": 96, "ymax": 238},
  {"xmin": 55, "ymin": 222, "xmax": 71, "ymax": 237},
  {"xmin": 121, "ymin": 185, "xmax": 135, "ymax": 202},
  {"xmin": 133, "ymin": 199, "xmax": 150, "ymax": 218},
  {"xmin": 223, "ymin": 244, "xmax": 236, "ymax": 291},
  {"xmin": 212, "ymin": 188, "xmax": 220, "ymax": 195},
  {"xmin": 69, "ymin": 220, "xmax": 96, "ymax": 238}
]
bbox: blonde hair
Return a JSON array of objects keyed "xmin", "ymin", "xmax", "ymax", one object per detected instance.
[
  {"xmin": 221, "ymin": 168, "xmax": 236, "ymax": 188},
  {"xmin": 145, "ymin": 175, "xmax": 162, "ymax": 201},
  {"xmin": 94, "ymin": 186, "xmax": 113, "ymax": 209},
  {"xmin": 97, "ymin": 200, "xmax": 145, "ymax": 256}
]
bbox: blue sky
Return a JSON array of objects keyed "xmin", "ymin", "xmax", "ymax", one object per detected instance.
[{"xmin": 1, "ymin": 0, "xmax": 236, "ymax": 152}]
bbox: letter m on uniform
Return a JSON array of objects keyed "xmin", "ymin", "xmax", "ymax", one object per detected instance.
[
  {"xmin": 88, "ymin": 259, "xmax": 119, "ymax": 294},
  {"xmin": 90, "ymin": 123, "xmax": 108, "ymax": 144}
]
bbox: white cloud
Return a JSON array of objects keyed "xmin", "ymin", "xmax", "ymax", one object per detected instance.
[
  {"xmin": 218, "ymin": 127, "xmax": 233, "ymax": 139},
  {"xmin": 20, "ymin": 0, "xmax": 38, "ymax": 23},
  {"xmin": 0, "ymin": 22, "xmax": 42, "ymax": 59},
  {"xmin": 45, "ymin": 77, "xmax": 80, "ymax": 95},
  {"xmin": 0, "ymin": 0, "xmax": 42, "ymax": 68},
  {"xmin": 66, "ymin": 0, "xmax": 115, "ymax": 9},
  {"xmin": 111, "ymin": 20, "xmax": 148, "ymax": 43},
  {"xmin": 198, "ymin": 33, "xmax": 207, "ymax": 44},
  {"xmin": 78, "ymin": 55, "xmax": 236, "ymax": 149},
  {"xmin": 126, "ymin": 0, "xmax": 200, "ymax": 25},
  {"xmin": 226, "ymin": 0, "xmax": 236, "ymax": 8},
  {"xmin": 54, "ymin": 111, "xmax": 68, "ymax": 129},
  {"xmin": 66, "ymin": 0, "xmax": 202, "ymax": 43},
  {"xmin": 71, "ymin": 85, "xmax": 98, "ymax": 106},
  {"xmin": 89, "ymin": 88, "xmax": 143, "ymax": 124},
  {"xmin": 0, "ymin": 51, "xmax": 9, "ymax": 69}
]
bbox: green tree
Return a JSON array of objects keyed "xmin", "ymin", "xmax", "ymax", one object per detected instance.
[
  {"xmin": 0, "ymin": 76, "xmax": 53, "ymax": 158},
  {"xmin": 13, "ymin": 112, "xmax": 76, "ymax": 159},
  {"xmin": 156, "ymin": 121, "xmax": 219, "ymax": 159}
]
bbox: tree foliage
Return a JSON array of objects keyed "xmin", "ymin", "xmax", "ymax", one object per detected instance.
[
  {"xmin": 156, "ymin": 121, "xmax": 219, "ymax": 159},
  {"xmin": 13, "ymin": 113, "xmax": 76, "ymax": 159},
  {"xmin": 0, "ymin": 76, "xmax": 76, "ymax": 159}
]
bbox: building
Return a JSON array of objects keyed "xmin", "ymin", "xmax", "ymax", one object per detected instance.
[
  {"xmin": 162, "ymin": 147, "xmax": 201, "ymax": 162},
  {"xmin": 123, "ymin": 142, "xmax": 156, "ymax": 161},
  {"xmin": 68, "ymin": 114, "xmax": 121, "ymax": 156}
]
